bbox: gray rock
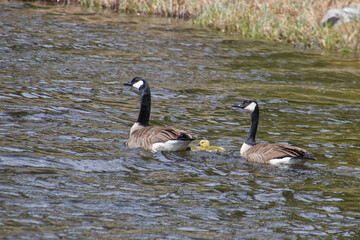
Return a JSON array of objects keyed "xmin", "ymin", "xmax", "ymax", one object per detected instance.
[{"xmin": 321, "ymin": 8, "xmax": 360, "ymax": 27}]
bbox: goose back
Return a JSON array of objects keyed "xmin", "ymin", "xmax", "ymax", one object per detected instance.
[
  {"xmin": 242, "ymin": 143, "xmax": 315, "ymax": 164},
  {"xmin": 126, "ymin": 124, "xmax": 195, "ymax": 151}
]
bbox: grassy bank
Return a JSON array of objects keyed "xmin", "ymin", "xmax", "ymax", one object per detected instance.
[{"xmin": 65, "ymin": 0, "xmax": 359, "ymax": 53}]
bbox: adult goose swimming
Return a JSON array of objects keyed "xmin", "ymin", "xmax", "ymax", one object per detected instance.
[
  {"xmin": 232, "ymin": 100, "xmax": 315, "ymax": 165},
  {"xmin": 124, "ymin": 77, "xmax": 195, "ymax": 152}
]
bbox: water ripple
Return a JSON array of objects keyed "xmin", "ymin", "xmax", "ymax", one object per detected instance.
[{"xmin": 0, "ymin": 1, "xmax": 360, "ymax": 239}]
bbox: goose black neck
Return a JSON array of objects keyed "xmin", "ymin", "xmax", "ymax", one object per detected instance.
[
  {"xmin": 137, "ymin": 86, "xmax": 151, "ymax": 127},
  {"xmin": 246, "ymin": 106, "xmax": 259, "ymax": 146}
]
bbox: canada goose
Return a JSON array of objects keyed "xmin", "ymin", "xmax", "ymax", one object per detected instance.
[
  {"xmin": 124, "ymin": 77, "xmax": 195, "ymax": 152},
  {"xmin": 199, "ymin": 140, "xmax": 226, "ymax": 152},
  {"xmin": 232, "ymin": 100, "xmax": 315, "ymax": 165}
]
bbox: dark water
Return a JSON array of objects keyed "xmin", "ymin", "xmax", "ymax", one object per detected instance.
[{"xmin": 1, "ymin": 1, "xmax": 360, "ymax": 239}]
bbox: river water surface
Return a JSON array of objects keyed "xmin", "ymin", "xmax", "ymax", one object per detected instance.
[{"xmin": 0, "ymin": 1, "xmax": 360, "ymax": 239}]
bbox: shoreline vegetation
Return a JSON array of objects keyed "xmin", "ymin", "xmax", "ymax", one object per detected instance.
[{"xmin": 58, "ymin": 0, "xmax": 359, "ymax": 54}]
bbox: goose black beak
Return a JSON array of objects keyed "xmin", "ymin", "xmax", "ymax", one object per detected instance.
[
  {"xmin": 123, "ymin": 82, "xmax": 132, "ymax": 86},
  {"xmin": 231, "ymin": 104, "xmax": 244, "ymax": 109}
]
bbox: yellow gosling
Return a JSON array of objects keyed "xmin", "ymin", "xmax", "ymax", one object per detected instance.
[
  {"xmin": 199, "ymin": 140, "xmax": 226, "ymax": 153},
  {"xmin": 189, "ymin": 144, "xmax": 203, "ymax": 151}
]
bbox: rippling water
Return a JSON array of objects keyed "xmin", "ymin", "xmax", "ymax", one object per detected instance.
[{"xmin": 1, "ymin": 1, "xmax": 360, "ymax": 239}]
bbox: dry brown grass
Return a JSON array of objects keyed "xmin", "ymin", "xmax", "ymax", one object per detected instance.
[{"xmin": 69, "ymin": 0, "xmax": 360, "ymax": 53}]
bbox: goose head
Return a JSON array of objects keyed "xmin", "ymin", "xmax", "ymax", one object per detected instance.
[
  {"xmin": 232, "ymin": 100, "xmax": 258, "ymax": 113},
  {"xmin": 124, "ymin": 77, "xmax": 148, "ymax": 90}
]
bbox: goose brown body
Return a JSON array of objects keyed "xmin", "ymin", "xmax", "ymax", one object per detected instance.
[
  {"xmin": 242, "ymin": 142, "xmax": 314, "ymax": 164},
  {"xmin": 126, "ymin": 123, "xmax": 195, "ymax": 151}
]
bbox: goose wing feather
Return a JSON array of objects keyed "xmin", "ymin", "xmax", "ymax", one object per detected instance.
[
  {"xmin": 126, "ymin": 126, "xmax": 195, "ymax": 151},
  {"xmin": 243, "ymin": 143, "xmax": 309, "ymax": 163}
]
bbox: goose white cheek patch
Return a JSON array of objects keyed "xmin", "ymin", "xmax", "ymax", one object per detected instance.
[
  {"xmin": 132, "ymin": 80, "xmax": 144, "ymax": 89},
  {"xmin": 244, "ymin": 102, "xmax": 257, "ymax": 112}
]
